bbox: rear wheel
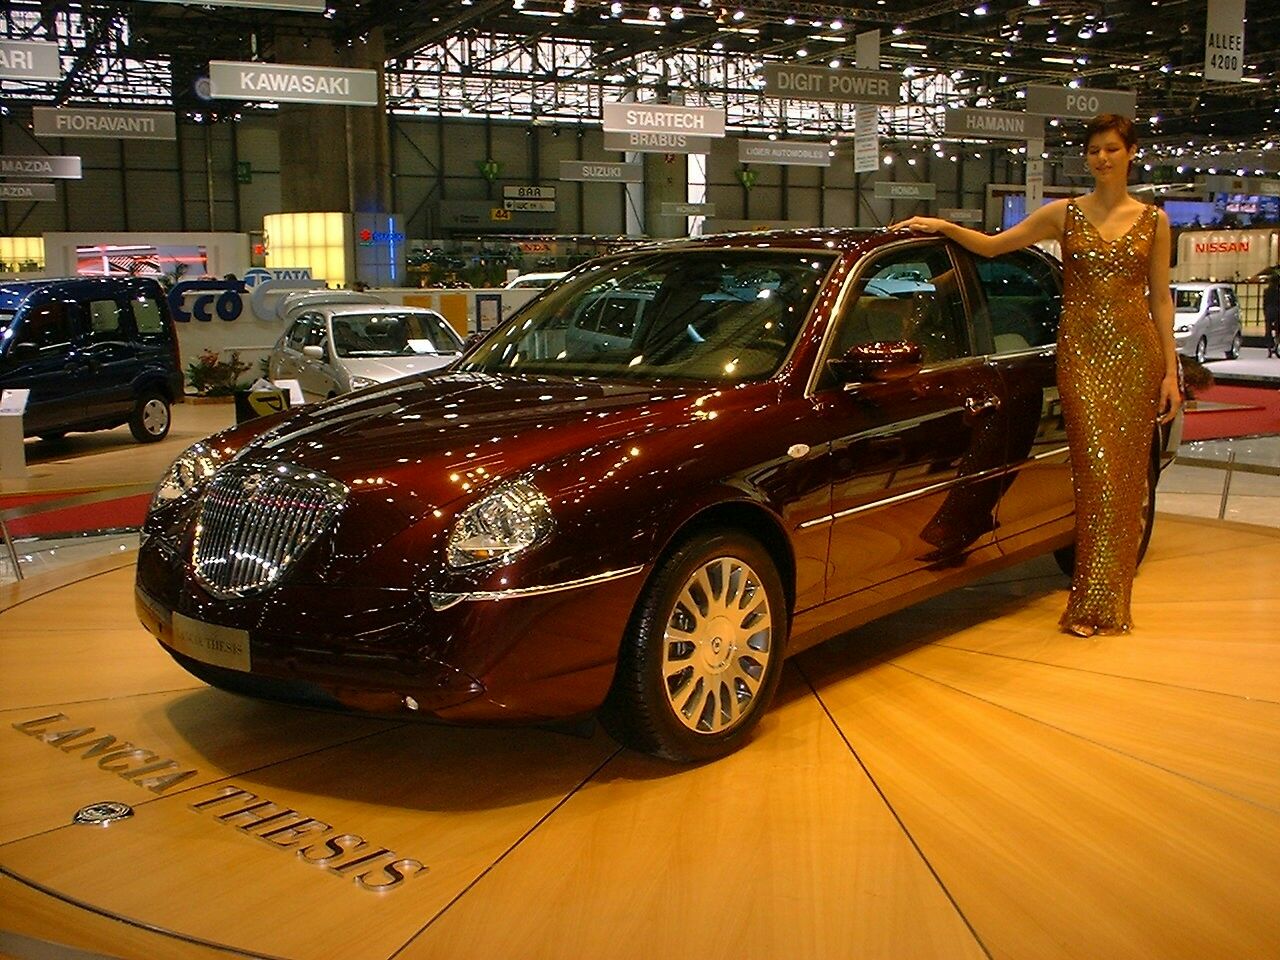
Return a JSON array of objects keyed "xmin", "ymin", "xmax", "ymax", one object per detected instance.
[
  {"xmin": 1054, "ymin": 454, "xmax": 1158, "ymax": 577},
  {"xmin": 1194, "ymin": 336, "xmax": 1207, "ymax": 364},
  {"xmin": 129, "ymin": 390, "xmax": 171, "ymax": 443},
  {"xmin": 1226, "ymin": 331, "xmax": 1242, "ymax": 360},
  {"xmin": 600, "ymin": 531, "xmax": 787, "ymax": 762}
]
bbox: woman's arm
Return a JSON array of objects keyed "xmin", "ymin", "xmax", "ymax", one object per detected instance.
[
  {"xmin": 1148, "ymin": 209, "xmax": 1182, "ymax": 424},
  {"xmin": 889, "ymin": 199, "xmax": 1067, "ymax": 258}
]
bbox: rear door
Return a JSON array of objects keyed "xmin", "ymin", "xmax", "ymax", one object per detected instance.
[
  {"xmin": 79, "ymin": 292, "xmax": 139, "ymax": 421},
  {"xmin": 966, "ymin": 248, "xmax": 1073, "ymax": 554}
]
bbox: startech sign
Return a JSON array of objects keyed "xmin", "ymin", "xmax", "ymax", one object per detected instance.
[{"xmin": 209, "ymin": 60, "xmax": 379, "ymax": 106}]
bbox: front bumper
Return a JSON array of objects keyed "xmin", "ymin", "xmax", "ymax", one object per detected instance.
[{"xmin": 134, "ymin": 536, "xmax": 646, "ymax": 723}]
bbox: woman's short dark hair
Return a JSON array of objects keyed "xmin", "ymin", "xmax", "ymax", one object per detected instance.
[{"xmin": 1085, "ymin": 114, "xmax": 1138, "ymax": 150}]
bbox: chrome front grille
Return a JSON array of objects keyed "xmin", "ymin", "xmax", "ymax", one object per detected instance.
[{"xmin": 192, "ymin": 463, "xmax": 348, "ymax": 599}]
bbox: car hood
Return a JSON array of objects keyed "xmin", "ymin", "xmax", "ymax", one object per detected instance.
[
  {"xmin": 340, "ymin": 354, "xmax": 458, "ymax": 381},
  {"xmin": 234, "ymin": 372, "xmax": 709, "ymax": 516}
]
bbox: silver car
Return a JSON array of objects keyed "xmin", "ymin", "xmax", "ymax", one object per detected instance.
[
  {"xmin": 268, "ymin": 304, "xmax": 464, "ymax": 401},
  {"xmin": 1170, "ymin": 282, "xmax": 1243, "ymax": 362}
]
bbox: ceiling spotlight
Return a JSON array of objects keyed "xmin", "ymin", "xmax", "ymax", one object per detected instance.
[
  {"xmin": 797, "ymin": 47, "xmax": 808, "ymax": 56},
  {"xmin": 670, "ymin": 5, "xmax": 683, "ymax": 18},
  {"xmin": 831, "ymin": 19, "xmax": 843, "ymax": 29},
  {"xmin": 974, "ymin": 3, "xmax": 988, "ymax": 14},
  {"xmin": 648, "ymin": 5, "xmax": 660, "ymax": 18},
  {"xmin": 883, "ymin": 154, "xmax": 894, "ymax": 165},
  {"xmin": 732, "ymin": 8, "xmax": 745, "ymax": 20},
  {"xmin": 829, "ymin": 58, "xmax": 841, "ymax": 68},
  {"xmin": 512, "ymin": 0, "xmax": 524, "ymax": 8},
  {"xmin": 563, "ymin": 0, "xmax": 575, "ymax": 9},
  {"xmin": 892, "ymin": 24, "xmax": 905, "ymax": 35},
  {"xmin": 610, "ymin": 1, "xmax": 622, "ymax": 13},
  {"xmin": 1028, "ymin": 0, "xmax": 1041, "ymax": 5},
  {"xmin": 784, "ymin": 15, "xmax": 795, "ymax": 24}
]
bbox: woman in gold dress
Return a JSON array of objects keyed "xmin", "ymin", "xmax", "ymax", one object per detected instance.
[{"xmin": 890, "ymin": 114, "xmax": 1182, "ymax": 636}]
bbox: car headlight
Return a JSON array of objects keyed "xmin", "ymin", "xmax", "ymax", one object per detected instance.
[
  {"xmin": 349, "ymin": 375, "xmax": 378, "ymax": 391},
  {"xmin": 151, "ymin": 441, "xmax": 222, "ymax": 509},
  {"xmin": 446, "ymin": 479, "xmax": 553, "ymax": 569}
]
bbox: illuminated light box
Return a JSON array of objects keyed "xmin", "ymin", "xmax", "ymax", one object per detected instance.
[{"xmin": 0, "ymin": 236, "xmax": 45, "ymax": 273}]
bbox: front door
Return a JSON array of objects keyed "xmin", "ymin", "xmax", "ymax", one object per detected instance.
[
  {"xmin": 2, "ymin": 300, "xmax": 81, "ymax": 436},
  {"xmin": 79, "ymin": 294, "xmax": 139, "ymax": 422}
]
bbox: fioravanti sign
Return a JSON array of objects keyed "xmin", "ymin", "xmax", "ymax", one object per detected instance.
[
  {"xmin": 209, "ymin": 60, "xmax": 379, "ymax": 106},
  {"xmin": 33, "ymin": 107, "xmax": 176, "ymax": 140}
]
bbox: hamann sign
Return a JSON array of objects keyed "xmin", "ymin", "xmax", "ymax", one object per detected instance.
[
  {"xmin": 209, "ymin": 60, "xmax": 379, "ymax": 106},
  {"xmin": 764, "ymin": 64, "xmax": 900, "ymax": 105},
  {"xmin": 602, "ymin": 103, "xmax": 725, "ymax": 138},
  {"xmin": 0, "ymin": 39, "xmax": 60, "ymax": 81},
  {"xmin": 944, "ymin": 108, "xmax": 1044, "ymax": 141},
  {"xmin": 34, "ymin": 107, "xmax": 176, "ymax": 140},
  {"xmin": 0, "ymin": 155, "xmax": 82, "ymax": 179}
]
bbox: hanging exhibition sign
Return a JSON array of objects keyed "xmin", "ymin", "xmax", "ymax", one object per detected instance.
[
  {"xmin": 603, "ymin": 131, "xmax": 713, "ymax": 154},
  {"xmin": 938, "ymin": 208, "xmax": 984, "ymax": 222},
  {"xmin": 602, "ymin": 103, "xmax": 726, "ymax": 139},
  {"xmin": 34, "ymin": 107, "xmax": 177, "ymax": 140},
  {"xmin": 0, "ymin": 39, "xmax": 60, "ymax": 81},
  {"xmin": 1204, "ymin": 0, "xmax": 1245, "ymax": 82},
  {"xmin": 874, "ymin": 182, "xmax": 937, "ymax": 201},
  {"xmin": 853, "ymin": 31, "xmax": 881, "ymax": 174},
  {"xmin": 1025, "ymin": 84, "xmax": 1136, "ymax": 119},
  {"xmin": 504, "ymin": 199, "xmax": 556, "ymax": 212},
  {"xmin": 135, "ymin": 0, "xmax": 323, "ymax": 9},
  {"xmin": 737, "ymin": 139, "xmax": 831, "ymax": 167},
  {"xmin": 764, "ymin": 64, "xmax": 900, "ymax": 105},
  {"xmin": 0, "ymin": 155, "xmax": 82, "ymax": 179},
  {"xmin": 503, "ymin": 185, "xmax": 556, "ymax": 200},
  {"xmin": 661, "ymin": 202, "xmax": 716, "ymax": 217},
  {"xmin": 944, "ymin": 108, "xmax": 1045, "ymax": 141},
  {"xmin": 208, "ymin": 60, "xmax": 379, "ymax": 106},
  {"xmin": 559, "ymin": 161, "xmax": 644, "ymax": 182},
  {"xmin": 0, "ymin": 183, "xmax": 57, "ymax": 202}
]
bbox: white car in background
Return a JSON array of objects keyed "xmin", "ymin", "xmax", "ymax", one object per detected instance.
[
  {"xmin": 268, "ymin": 304, "xmax": 464, "ymax": 401},
  {"xmin": 503, "ymin": 271, "xmax": 567, "ymax": 289},
  {"xmin": 275, "ymin": 289, "xmax": 387, "ymax": 325},
  {"xmin": 1170, "ymin": 282, "xmax": 1243, "ymax": 362}
]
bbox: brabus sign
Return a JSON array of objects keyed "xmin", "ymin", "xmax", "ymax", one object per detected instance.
[
  {"xmin": 764, "ymin": 64, "xmax": 901, "ymax": 105},
  {"xmin": 602, "ymin": 131, "xmax": 713, "ymax": 154},
  {"xmin": 0, "ymin": 155, "xmax": 82, "ymax": 179},
  {"xmin": 209, "ymin": 60, "xmax": 379, "ymax": 106},
  {"xmin": 34, "ymin": 107, "xmax": 177, "ymax": 141}
]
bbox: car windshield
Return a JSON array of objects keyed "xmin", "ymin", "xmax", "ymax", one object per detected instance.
[
  {"xmin": 1172, "ymin": 289, "xmax": 1203, "ymax": 312},
  {"xmin": 330, "ymin": 311, "xmax": 461, "ymax": 357},
  {"xmin": 459, "ymin": 249, "xmax": 836, "ymax": 384}
]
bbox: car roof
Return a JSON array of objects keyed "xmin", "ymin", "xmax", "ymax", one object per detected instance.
[
  {"xmin": 322, "ymin": 304, "xmax": 442, "ymax": 317},
  {"xmin": 0, "ymin": 276, "xmax": 163, "ymax": 312},
  {"xmin": 620, "ymin": 227, "xmax": 903, "ymax": 258}
]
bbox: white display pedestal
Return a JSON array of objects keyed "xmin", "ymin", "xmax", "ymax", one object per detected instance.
[{"xmin": 0, "ymin": 390, "xmax": 30, "ymax": 480}]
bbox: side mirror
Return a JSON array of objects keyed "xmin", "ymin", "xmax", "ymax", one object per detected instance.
[
  {"xmin": 828, "ymin": 340, "xmax": 923, "ymax": 384},
  {"xmin": 7, "ymin": 341, "xmax": 39, "ymax": 362},
  {"xmin": 302, "ymin": 344, "xmax": 325, "ymax": 359}
]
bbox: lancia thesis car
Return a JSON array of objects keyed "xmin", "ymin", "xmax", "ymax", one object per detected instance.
[{"xmin": 136, "ymin": 229, "xmax": 1179, "ymax": 761}]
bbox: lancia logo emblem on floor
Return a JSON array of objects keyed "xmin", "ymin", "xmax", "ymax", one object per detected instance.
[{"xmin": 73, "ymin": 801, "xmax": 134, "ymax": 826}]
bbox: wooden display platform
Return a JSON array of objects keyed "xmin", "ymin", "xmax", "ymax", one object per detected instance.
[{"xmin": 1, "ymin": 516, "xmax": 1278, "ymax": 960}]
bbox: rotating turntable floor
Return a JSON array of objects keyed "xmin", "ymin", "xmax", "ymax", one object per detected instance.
[{"xmin": 2, "ymin": 515, "xmax": 1279, "ymax": 960}]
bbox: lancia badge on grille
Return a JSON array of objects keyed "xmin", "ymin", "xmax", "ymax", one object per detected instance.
[
  {"xmin": 242, "ymin": 472, "xmax": 265, "ymax": 496},
  {"xmin": 73, "ymin": 801, "xmax": 134, "ymax": 826}
]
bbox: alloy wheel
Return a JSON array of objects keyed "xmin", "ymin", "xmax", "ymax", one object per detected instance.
[
  {"xmin": 660, "ymin": 556, "xmax": 773, "ymax": 735},
  {"xmin": 142, "ymin": 398, "xmax": 169, "ymax": 436}
]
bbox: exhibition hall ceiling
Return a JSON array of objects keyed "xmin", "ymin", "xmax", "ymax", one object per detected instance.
[{"xmin": 1, "ymin": 1, "xmax": 1277, "ymax": 157}]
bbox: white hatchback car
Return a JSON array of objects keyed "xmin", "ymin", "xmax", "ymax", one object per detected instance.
[
  {"xmin": 1170, "ymin": 282, "xmax": 1243, "ymax": 362},
  {"xmin": 268, "ymin": 304, "xmax": 464, "ymax": 401}
]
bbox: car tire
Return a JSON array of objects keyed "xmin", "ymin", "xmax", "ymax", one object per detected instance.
[
  {"xmin": 1054, "ymin": 453, "xmax": 1158, "ymax": 578},
  {"xmin": 1194, "ymin": 336, "xmax": 1207, "ymax": 364},
  {"xmin": 1227, "ymin": 331, "xmax": 1242, "ymax": 360},
  {"xmin": 600, "ymin": 530, "xmax": 788, "ymax": 762},
  {"xmin": 129, "ymin": 390, "xmax": 171, "ymax": 443}
]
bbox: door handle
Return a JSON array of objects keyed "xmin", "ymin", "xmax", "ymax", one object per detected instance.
[{"xmin": 964, "ymin": 395, "xmax": 1001, "ymax": 415}]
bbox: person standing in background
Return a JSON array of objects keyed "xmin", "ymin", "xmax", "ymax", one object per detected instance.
[
  {"xmin": 890, "ymin": 114, "xmax": 1180, "ymax": 637},
  {"xmin": 1264, "ymin": 270, "xmax": 1280, "ymax": 358}
]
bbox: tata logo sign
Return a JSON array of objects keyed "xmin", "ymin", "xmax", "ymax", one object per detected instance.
[
  {"xmin": 1194, "ymin": 240, "xmax": 1250, "ymax": 254},
  {"xmin": 358, "ymin": 228, "xmax": 406, "ymax": 246},
  {"xmin": 242, "ymin": 267, "xmax": 313, "ymax": 288}
]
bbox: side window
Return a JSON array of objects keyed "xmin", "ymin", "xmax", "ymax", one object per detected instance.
[
  {"xmin": 15, "ymin": 302, "xmax": 75, "ymax": 350},
  {"xmin": 1206, "ymin": 289, "xmax": 1219, "ymax": 309},
  {"xmin": 87, "ymin": 299, "xmax": 123, "ymax": 337},
  {"xmin": 974, "ymin": 251, "xmax": 1061, "ymax": 354},
  {"xmin": 286, "ymin": 318, "xmax": 309, "ymax": 350},
  {"xmin": 828, "ymin": 244, "xmax": 970, "ymax": 368},
  {"xmin": 574, "ymin": 296, "xmax": 608, "ymax": 334},
  {"xmin": 597, "ymin": 296, "xmax": 641, "ymax": 339},
  {"xmin": 302, "ymin": 313, "xmax": 327, "ymax": 348},
  {"xmin": 1222, "ymin": 289, "xmax": 1237, "ymax": 309},
  {"xmin": 132, "ymin": 296, "xmax": 166, "ymax": 335}
]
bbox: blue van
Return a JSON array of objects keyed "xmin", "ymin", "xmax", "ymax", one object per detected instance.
[{"xmin": 0, "ymin": 277, "xmax": 184, "ymax": 442}]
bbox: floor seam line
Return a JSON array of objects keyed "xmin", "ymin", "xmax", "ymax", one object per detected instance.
[
  {"xmin": 386, "ymin": 745, "xmax": 624, "ymax": 960},
  {"xmin": 793, "ymin": 660, "xmax": 996, "ymax": 960},
  {"xmin": 881, "ymin": 659, "xmax": 1280, "ymax": 816}
]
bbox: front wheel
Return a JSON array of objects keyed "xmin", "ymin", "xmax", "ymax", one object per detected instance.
[
  {"xmin": 1054, "ymin": 454, "xmax": 1158, "ymax": 577},
  {"xmin": 1226, "ymin": 331, "xmax": 1242, "ymax": 360},
  {"xmin": 1194, "ymin": 336, "xmax": 1207, "ymax": 364},
  {"xmin": 600, "ymin": 531, "xmax": 787, "ymax": 762},
  {"xmin": 129, "ymin": 391, "xmax": 171, "ymax": 443}
]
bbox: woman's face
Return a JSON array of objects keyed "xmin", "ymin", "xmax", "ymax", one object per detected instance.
[{"xmin": 1086, "ymin": 129, "xmax": 1136, "ymax": 182}]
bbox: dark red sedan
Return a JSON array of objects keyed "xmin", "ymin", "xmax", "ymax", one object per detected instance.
[{"xmin": 136, "ymin": 229, "xmax": 1177, "ymax": 761}]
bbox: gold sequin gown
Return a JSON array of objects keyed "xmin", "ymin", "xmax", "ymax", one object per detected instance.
[{"xmin": 1058, "ymin": 200, "xmax": 1164, "ymax": 634}]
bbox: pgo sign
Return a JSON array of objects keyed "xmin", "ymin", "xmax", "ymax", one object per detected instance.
[{"xmin": 169, "ymin": 279, "xmax": 246, "ymax": 322}]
